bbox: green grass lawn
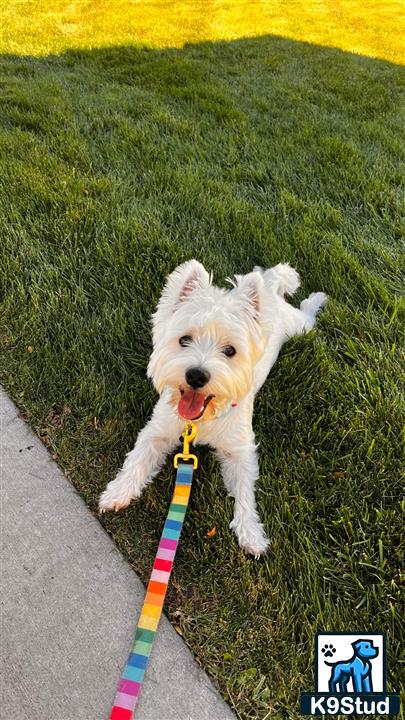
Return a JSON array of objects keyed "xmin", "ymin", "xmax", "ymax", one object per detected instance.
[{"xmin": 1, "ymin": 11, "xmax": 404, "ymax": 720}]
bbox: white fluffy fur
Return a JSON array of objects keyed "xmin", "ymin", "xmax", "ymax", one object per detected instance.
[{"xmin": 99, "ymin": 260, "xmax": 327, "ymax": 556}]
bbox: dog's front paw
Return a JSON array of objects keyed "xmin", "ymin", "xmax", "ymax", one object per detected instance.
[
  {"xmin": 230, "ymin": 517, "xmax": 270, "ymax": 558},
  {"xmin": 98, "ymin": 473, "xmax": 139, "ymax": 513}
]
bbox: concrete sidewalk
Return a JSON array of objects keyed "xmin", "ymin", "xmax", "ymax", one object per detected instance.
[{"xmin": 0, "ymin": 387, "xmax": 235, "ymax": 720}]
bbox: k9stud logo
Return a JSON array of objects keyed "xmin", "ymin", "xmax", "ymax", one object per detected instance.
[{"xmin": 300, "ymin": 632, "xmax": 400, "ymax": 715}]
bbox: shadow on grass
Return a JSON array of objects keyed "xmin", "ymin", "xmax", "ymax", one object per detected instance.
[{"xmin": 1, "ymin": 36, "xmax": 404, "ymax": 719}]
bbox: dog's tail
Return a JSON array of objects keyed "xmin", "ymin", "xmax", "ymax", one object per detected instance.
[{"xmin": 253, "ymin": 263, "xmax": 300, "ymax": 297}]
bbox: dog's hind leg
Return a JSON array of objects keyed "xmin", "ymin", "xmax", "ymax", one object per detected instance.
[
  {"xmin": 253, "ymin": 292, "xmax": 327, "ymax": 393},
  {"xmin": 299, "ymin": 292, "xmax": 328, "ymax": 331},
  {"xmin": 252, "ymin": 266, "xmax": 327, "ymax": 394}
]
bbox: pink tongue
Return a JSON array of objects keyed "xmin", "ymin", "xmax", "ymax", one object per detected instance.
[{"xmin": 178, "ymin": 390, "xmax": 206, "ymax": 420}]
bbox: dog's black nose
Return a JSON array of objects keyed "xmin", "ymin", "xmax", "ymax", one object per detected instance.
[{"xmin": 185, "ymin": 367, "xmax": 211, "ymax": 389}]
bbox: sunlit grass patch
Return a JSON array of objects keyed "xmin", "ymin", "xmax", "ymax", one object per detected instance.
[{"xmin": 1, "ymin": 0, "xmax": 404, "ymax": 63}]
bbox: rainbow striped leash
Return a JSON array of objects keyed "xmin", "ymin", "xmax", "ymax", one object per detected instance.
[{"xmin": 109, "ymin": 422, "xmax": 198, "ymax": 720}]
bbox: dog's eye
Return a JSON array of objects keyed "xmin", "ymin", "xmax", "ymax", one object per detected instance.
[
  {"xmin": 179, "ymin": 335, "xmax": 192, "ymax": 347},
  {"xmin": 222, "ymin": 345, "xmax": 236, "ymax": 357}
]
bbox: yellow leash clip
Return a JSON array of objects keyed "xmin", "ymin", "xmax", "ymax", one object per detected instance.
[{"xmin": 174, "ymin": 422, "xmax": 198, "ymax": 469}]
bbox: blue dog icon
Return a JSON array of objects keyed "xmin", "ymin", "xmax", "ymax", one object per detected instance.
[{"xmin": 325, "ymin": 639, "xmax": 379, "ymax": 692}]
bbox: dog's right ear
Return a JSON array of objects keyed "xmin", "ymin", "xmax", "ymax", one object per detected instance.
[{"xmin": 151, "ymin": 260, "xmax": 211, "ymax": 343}]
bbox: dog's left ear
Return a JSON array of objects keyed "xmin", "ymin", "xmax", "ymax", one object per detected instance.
[
  {"xmin": 233, "ymin": 271, "xmax": 264, "ymax": 323},
  {"xmin": 151, "ymin": 260, "xmax": 211, "ymax": 343}
]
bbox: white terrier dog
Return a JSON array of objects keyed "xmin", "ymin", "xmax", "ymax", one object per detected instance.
[{"xmin": 99, "ymin": 260, "xmax": 326, "ymax": 556}]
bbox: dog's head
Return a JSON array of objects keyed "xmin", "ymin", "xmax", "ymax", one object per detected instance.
[
  {"xmin": 147, "ymin": 260, "xmax": 267, "ymax": 420},
  {"xmin": 352, "ymin": 640, "xmax": 379, "ymax": 660}
]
